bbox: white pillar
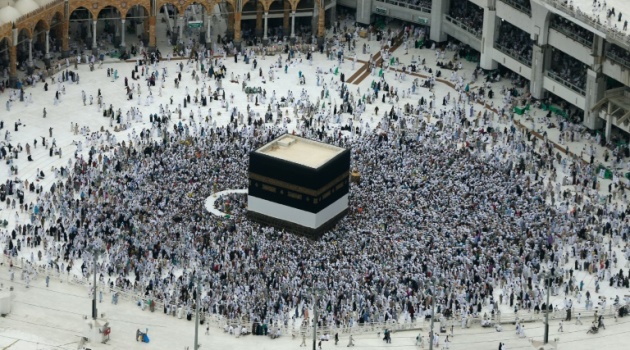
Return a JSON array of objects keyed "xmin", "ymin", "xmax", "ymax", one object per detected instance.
[
  {"xmin": 263, "ymin": 12, "xmax": 269, "ymax": 40},
  {"xmin": 430, "ymin": 0, "xmax": 449, "ymax": 42},
  {"xmin": 28, "ymin": 38, "xmax": 33, "ymax": 67},
  {"xmin": 44, "ymin": 31, "xmax": 50, "ymax": 59},
  {"xmin": 584, "ymin": 68, "xmax": 606, "ymax": 130},
  {"xmin": 120, "ymin": 19, "xmax": 126, "ymax": 47},
  {"xmin": 206, "ymin": 19, "xmax": 211, "ymax": 44},
  {"xmin": 530, "ymin": 44, "xmax": 546, "ymax": 99},
  {"xmin": 605, "ymin": 113, "xmax": 613, "ymax": 142},
  {"xmin": 291, "ymin": 11, "xmax": 296, "ymax": 38},
  {"xmin": 92, "ymin": 20, "xmax": 97, "ymax": 49},
  {"xmin": 479, "ymin": 7, "xmax": 498, "ymax": 70},
  {"xmin": 179, "ymin": 16, "xmax": 184, "ymax": 39}
]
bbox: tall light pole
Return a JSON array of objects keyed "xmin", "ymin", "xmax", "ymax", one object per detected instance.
[
  {"xmin": 544, "ymin": 271, "xmax": 552, "ymax": 344},
  {"xmin": 88, "ymin": 245, "xmax": 104, "ymax": 320},
  {"xmin": 429, "ymin": 294, "xmax": 436, "ymax": 350},
  {"xmin": 312, "ymin": 293, "xmax": 318, "ymax": 350},
  {"xmin": 194, "ymin": 275, "xmax": 201, "ymax": 350},
  {"xmin": 428, "ymin": 278, "xmax": 440, "ymax": 350},
  {"xmin": 92, "ymin": 252, "xmax": 98, "ymax": 320},
  {"xmin": 310, "ymin": 286, "xmax": 324, "ymax": 350}
]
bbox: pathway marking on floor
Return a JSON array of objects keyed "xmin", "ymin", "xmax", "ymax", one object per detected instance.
[{"xmin": 350, "ymin": 32, "xmax": 405, "ymax": 85}]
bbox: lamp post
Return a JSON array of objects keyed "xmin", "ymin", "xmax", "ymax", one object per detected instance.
[
  {"xmin": 92, "ymin": 252, "xmax": 98, "ymax": 319},
  {"xmin": 194, "ymin": 274, "xmax": 202, "ymax": 350},
  {"xmin": 544, "ymin": 271, "xmax": 552, "ymax": 344},
  {"xmin": 88, "ymin": 243, "xmax": 105, "ymax": 320},
  {"xmin": 429, "ymin": 294, "xmax": 436, "ymax": 350},
  {"xmin": 312, "ymin": 293, "xmax": 318, "ymax": 350},
  {"xmin": 428, "ymin": 278, "xmax": 441, "ymax": 350},
  {"xmin": 310, "ymin": 286, "xmax": 324, "ymax": 350}
]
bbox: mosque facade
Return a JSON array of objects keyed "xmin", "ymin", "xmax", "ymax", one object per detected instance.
[{"xmin": 2, "ymin": 0, "xmax": 630, "ymax": 141}]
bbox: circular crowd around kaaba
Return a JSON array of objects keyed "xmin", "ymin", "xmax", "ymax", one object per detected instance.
[{"xmin": 14, "ymin": 121, "xmax": 584, "ymax": 327}]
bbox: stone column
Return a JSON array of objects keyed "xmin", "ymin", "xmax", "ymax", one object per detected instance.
[
  {"xmin": 149, "ymin": 16, "xmax": 157, "ymax": 49},
  {"xmin": 255, "ymin": 3, "xmax": 263, "ymax": 38},
  {"xmin": 605, "ymin": 113, "xmax": 613, "ymax": 142},
  {"xmin": 317, "ymin": 1, "xmax": 325, "ymax": 45},
  {"xmin": 283, "ymin": 2, "xmax": 290, "ymax": 37},
  {"xmin": 479, "ymin": 7, "xmax": 498, "ymax": 70},
  {"xmin": 114, "ymin": 17, "xmax": 120, "ymax": 40},
  {"xmin": 206, "ymin": 14, "xmax": 211, "ymax": 44},
  {"xmin": 61, "ymin": 0, "xmax": 70, "ymax": 57},
  {"xmin": 28, "ymin": 39, "xmax": 33, "ymax": 67},
  {"xmin": 291, "ymin": 11, "xmax": 296, "ymax": 38},
  {"xmin": 583, "ymin": 68, "xmax": 605, "ymax": 130},
  {"xmin": 529, "ymin": 1, "xmax": 551, "ymax": 99},
  {"xmin": 61, "ymin": 19, "xmax": 70, "ymax": 57},
  {"xmin": 120, "ymin": 19, "xmax": 126, "ymax": 47},
  {"xmin": 583, "ymin": 35, "xmax": 606, "ymax": 130},
  {"xmin": 430, "ymin": 0, "xmax": 449, "ymax": 42},
  {"xmin": 200, "ymin": 10, "xmax": 206, "ymax": 44},
  {"xmin": 92, "ymin": 20, "xmax": 98, "ymax": 51},
  {"xmin": 179, "ymin": 15, "xmax": 184, "ymax": 39},
  {"xmin": 44, "ymin": 30, "xmax": 50, "ymax": 59},
  {"xmin": 144, "ymin": 15, "xmax": 150, "ymax": 34},
  {"xmin": 234, "ymin": 11, "xmax": 242, "ymax": 49},
  {"xmin": 311, "ymin": 2, "xmax": 318, "ymax": 35},
  {"xmin": 329, "ymin": 2, "xmax": 336, "ymax": 30},
  {"xmin": 263, "ymin": 12, "xmax": 269, "ymax": 41},
  {"xmin": 530, "ymin": 44, "xmax": 549, "ymax": 99},
  {"xmin": 9, "ymin": 44, "xmax": 17, "ymax": 87},
  {"xmin": 227, "ymin": 12, "xmax": 234, "ymax": 39}
]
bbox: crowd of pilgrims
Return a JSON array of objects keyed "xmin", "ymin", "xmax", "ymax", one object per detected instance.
[
  {"xmin": 5, "ymin": 114, "xmax": 630, "ymax": 330},
  {"xmin": 2, "ymin": 23, "xmax": 630, "ymax": 335}
]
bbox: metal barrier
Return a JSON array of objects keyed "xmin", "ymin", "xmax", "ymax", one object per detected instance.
[
  {"xmin": 494, "ymin": 42, "xmax": 532, "ymax": 66},
  {"xmin": 549, "ymin": 23, "xmax": 594, "ymax": 48},
  {"xmin": 499, "ymin": 0, "xmax": 532, "ymax": 15},
  {"xmin": 605, "ymin": 50, "xmax": 630, "ymax": 70},
  {"xmin": 493, "ymin": 305, "xmax": 618, "ymax": 325},
  {"xmin": 444, "ymin": 15, "xmax": 483, "ymax": 39},
  {"xmin": 540, "ymin": 0, "xmax": 630, "ymax": 52},
  {"xmin": 374, "ymin": 0, "xmax": 432, "ymax": 14},
  {"xmin": 546, "ymin": 70, "xmax": 586, "ymax": 96}
]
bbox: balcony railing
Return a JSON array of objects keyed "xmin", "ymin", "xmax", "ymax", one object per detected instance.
[
  {"xmin": 549, "ymin": 23, "xmax": 593, "ymax": 48},
  {"xmin": 444, "ymin": 15, "xmax": 482, "ymax": 39},
  {"xmin": 494, "ymin": 42, "xmax": 532, "ymax": 66},
  {"xmin": 605, "ymin": 50, "xmax": 630, "ymax": 70},
  {"xmin": 499, "ymin": 0, "xmax": 531, "ymax": 16},
  {"xmin": 546, "ymin": 70, "xmax": 586, "ymax": 96},
  {"xmin": 374, "ymin": 0, "xmax": 432, "ymax": 14},
  {"xmin": 540, "ymin": 0, "xmax": 630, "ymax": 52}
]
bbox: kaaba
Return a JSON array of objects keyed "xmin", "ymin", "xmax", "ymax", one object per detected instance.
[{"xmin": 248, "ymin": 134, "xmax": 350, "ymax": 239}]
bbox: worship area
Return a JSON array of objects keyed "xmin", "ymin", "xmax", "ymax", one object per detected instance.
[
  {"xmin": 0, "ymin": 0, "xmax": 630, "ymax": 349},
  {"xmin": 248, "ymin": 134, "xmax": 350, "ymax": 238}
]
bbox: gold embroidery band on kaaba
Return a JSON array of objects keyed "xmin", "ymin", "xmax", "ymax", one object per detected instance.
[{"xmin": 249, "ymin": 171, "xmax": 349, "ymax": 197}]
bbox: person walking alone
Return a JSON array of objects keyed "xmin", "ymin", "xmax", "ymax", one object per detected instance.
[
  {"xmin": 300, "ymin": 333, "xmax": 306, "ymax": 347},
  {"xmin": 347, "ymin": 335, "xmax": 355, "ymax": 347}
]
